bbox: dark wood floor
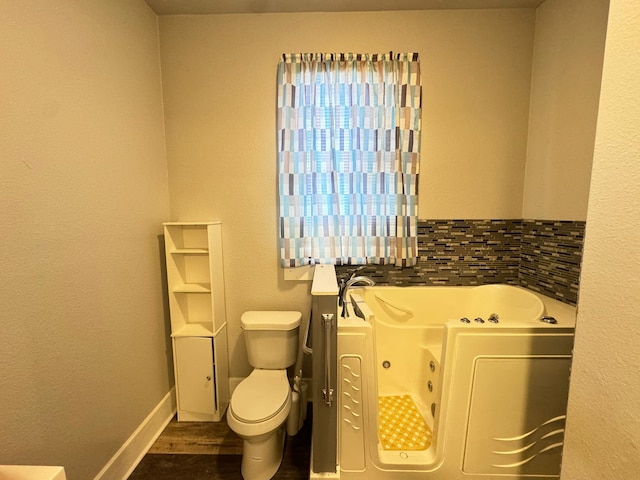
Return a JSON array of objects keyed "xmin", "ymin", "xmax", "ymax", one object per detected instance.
[{"xmin": 128, "ymin": 406, "xmax": 312, "ymax": 480}]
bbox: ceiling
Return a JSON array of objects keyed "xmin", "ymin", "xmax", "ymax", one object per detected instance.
[{"xmin": 144, "ymin": 0, "xmax": 546, "ymax": 15}]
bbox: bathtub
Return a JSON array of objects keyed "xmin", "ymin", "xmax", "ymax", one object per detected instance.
[{"xmin": 335, "ymin": 284, "xmax": 575, "ymax": 480}]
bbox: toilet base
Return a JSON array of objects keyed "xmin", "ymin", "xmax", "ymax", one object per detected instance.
[{"xmin": 240, "ymin": 425, "xmax": 286, "ymax": 480}]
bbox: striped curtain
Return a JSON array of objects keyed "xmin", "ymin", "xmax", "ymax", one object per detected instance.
[{"xmin": 277, "ymin": 52, "xmax": 421, "ymax": 267}]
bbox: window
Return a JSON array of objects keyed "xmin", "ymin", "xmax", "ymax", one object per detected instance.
[{"xmin": 277, "ymin": 53, "xmax": 421, "ymax": 267}]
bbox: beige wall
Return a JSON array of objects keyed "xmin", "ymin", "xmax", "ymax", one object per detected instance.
[
  {"xmin": 561, "ymin": 0, "xmax": 640, "ymax": 477},
  {"xmin": 159, "ymin": 9, "xmax": 536, "ymax": 377},
  {"xmin": 0, "ymin": 1, "xmax": 170, "ymax": 478},
  {"xmin": 522, "ymin": 0, "xmax": 608, "ymax": 220}
]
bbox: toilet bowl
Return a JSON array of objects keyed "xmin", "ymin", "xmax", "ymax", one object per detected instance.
[
  {"xmin": 227, "ymin": 369, "xmax": 292, "ymax": 480},
  {"xmin": 227, "ymin": 311, "xmax": 301, "ymax": 480}
]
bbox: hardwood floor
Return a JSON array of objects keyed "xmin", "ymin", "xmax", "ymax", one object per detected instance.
[{"xmin": 128, "ymin": 406, "xmax": 312, "ymax": 479}]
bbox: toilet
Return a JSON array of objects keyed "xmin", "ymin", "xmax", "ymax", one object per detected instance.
[{"xmin": 227, "ymin": 310, "xmax": 302, "ymax": 480}]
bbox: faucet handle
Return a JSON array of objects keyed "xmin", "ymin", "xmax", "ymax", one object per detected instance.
[{"xmin": 349, "ymin": 265, "xmax": 367, "ymax": 279}]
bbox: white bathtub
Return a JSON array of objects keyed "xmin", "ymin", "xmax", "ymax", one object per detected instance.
[
  {"xmin": 336, "ymin": 284, "xmax": 575, "ymax": 480},
  {"xmin": 357, "ymin": 283, "xmax": 546, "ymax": 324}
]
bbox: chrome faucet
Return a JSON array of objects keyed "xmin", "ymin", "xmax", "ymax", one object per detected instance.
[
  {"xmin": 341, "ymin": 275, "xmax": 375, "ymax": 318},
  {"xmin": 338, "ymin": 266, "xmax": 368, "ymax": 306}
]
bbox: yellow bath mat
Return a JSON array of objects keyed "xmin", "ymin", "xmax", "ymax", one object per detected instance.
[{"xmin": 378, "ymin": 395, "xmax": 432, "ymax": 451}]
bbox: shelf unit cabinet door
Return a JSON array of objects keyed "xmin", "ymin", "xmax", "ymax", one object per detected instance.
[{"xmin": 173, "ymin": 337, "xmax": 216, "ymax": 420}]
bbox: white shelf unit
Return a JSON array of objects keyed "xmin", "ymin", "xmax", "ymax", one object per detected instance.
[{"xmin": 163, "ymin": 222, "xmax": 230, "ymax": 421}]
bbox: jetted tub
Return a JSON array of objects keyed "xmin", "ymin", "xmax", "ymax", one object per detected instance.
[{"xmin": 336, "ymin": 284, "xmax": 576, "ymax": 480}]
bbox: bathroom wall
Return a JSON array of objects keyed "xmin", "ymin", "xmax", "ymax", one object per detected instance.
[
  {"xmin": 561, "ymin": 1, "xmax": 640, "ymax": 478},
  {"xmin": 0, "ymin": 1, "xmax": 171, "ymax": 478},
  {"xmin": 158, "ymin": 8, "xmax": 537, "ymax": 378},
  {"xmin": 523, "ymin": 0, "xmax": 609, "ymax": 220}
]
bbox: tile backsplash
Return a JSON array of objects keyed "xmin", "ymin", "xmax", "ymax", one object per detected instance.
[
  {"xmin": 519, "ymin": 220, "xmax": 585, "ymax": 305},
  {"xmin": 336, "ymin": 219, "xmax": 585, "ymax": 305}
]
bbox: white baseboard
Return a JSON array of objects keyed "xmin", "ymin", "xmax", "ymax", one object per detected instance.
[{"xmin": 94, "ymin": 388, "xmax": 177, "ymax": 480}]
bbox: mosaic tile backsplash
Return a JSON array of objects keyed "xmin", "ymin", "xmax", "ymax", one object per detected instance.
[
  {"xmin": 519, "ymin": 220, "xmax": 585, "ymax": 305},
  {"xmin": 336, "ymin": 219, "xmax": 585, "ymax": 305}
]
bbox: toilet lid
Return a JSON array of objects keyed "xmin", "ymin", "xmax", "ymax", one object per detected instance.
[{"xmin": 231, "ymin": 370, "xmax": 290, "ymax": 423}]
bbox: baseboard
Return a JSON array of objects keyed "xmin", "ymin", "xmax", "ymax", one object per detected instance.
[{"xmin": 93, "ymin": 388, "xmax": 177, "ymax": 480}]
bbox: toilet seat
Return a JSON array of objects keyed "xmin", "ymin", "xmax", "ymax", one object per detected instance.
[{"xmin": 230, "ymin": 369, "xmax": 290, "ymax": 423}]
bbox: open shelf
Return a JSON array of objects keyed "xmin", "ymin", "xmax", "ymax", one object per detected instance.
[
  {"xmin": 171, "ymin": 248, "xmax": 209, "ymax": 255},
  {"xmin": 173, "ymin": 283, "xmax": 212, "ymax": 293},
  {"xmin": 171, "ymin": 322, "xmax": 216, "ymax": 337}
]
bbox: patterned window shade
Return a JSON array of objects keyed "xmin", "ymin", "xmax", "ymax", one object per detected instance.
[{"xmin": 277, "ymin": 52, "xmax": 421, "ymax": 267}]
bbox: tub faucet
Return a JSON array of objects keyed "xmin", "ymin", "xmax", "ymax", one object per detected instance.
[
  {"xmin": 341, "ymin": 276, "xmax": 375, "ymax": 318},
  {"xmin": 338, "ymin": 266, "xmax": 367, "ymax": 306}
]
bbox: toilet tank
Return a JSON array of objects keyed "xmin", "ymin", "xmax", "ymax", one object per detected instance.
[{"xmin": 241, "ymin": 311, "xmax": 302, "ymax": 369}]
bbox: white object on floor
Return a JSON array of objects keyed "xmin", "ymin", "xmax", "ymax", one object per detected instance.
[{"xmin": 0, "ymin": 466, "xmax": 66, "ymax": 480}]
